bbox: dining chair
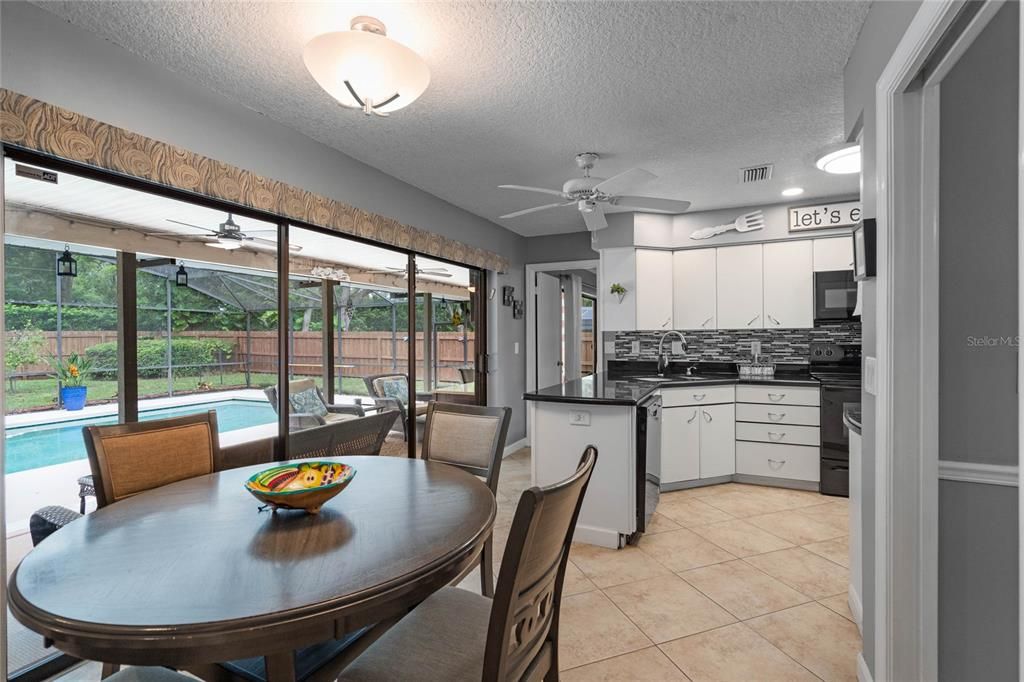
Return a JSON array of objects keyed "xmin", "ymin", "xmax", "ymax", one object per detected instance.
[
  {"xmin": 338, "ymin": 446, "xmax": 598, "ymax": 682},
  {"xmin": 104, "ymin": 667, "xmax": 193, "ymax": 681},
  {"xmin": 421, "ymin": 402, "xmax": 512, "ymax": 597},
  {"xmin": 265, "ymin": 379, "xmax": 364, "ymax": 431},
  {"xmin": 83, "ymin": 411, "xmax": 220, "ymax": 508},
  {"xmin": 286, "ymin": 410, "xmax": 399, "ymax": 459},
  {"xmin": 362, "ymin": 373, "xmax": 431, "ymax": 441}
]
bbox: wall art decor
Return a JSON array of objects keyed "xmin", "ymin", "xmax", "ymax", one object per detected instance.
[
  {"xmin": 689, "ymin": 210, "xmax": 765, "ymax": 240},
  {"xmin": 502, "ymin": 285, "xmax": 515, "ymax": 306}
]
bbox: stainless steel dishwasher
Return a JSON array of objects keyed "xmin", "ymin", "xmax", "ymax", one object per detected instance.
[{"xmin": 633, "ymin": 393, "xmax": 662, "ymax": 543}]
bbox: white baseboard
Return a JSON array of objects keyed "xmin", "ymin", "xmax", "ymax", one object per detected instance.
[
  {"xmin": 503, "ymin": 437, "xmax": 529, "ymax": 458},
  {"xmin": 938, "ymin": 459, "xmax": 1019, "ymax": 487},
  {"xmin": 857, "ymin": 653, "xmax": 873, "ymax": 682},
  {"xmin": 572, "ymin": 524, "xmax": 622, "ymax": 549},
  {"xmin": 849, "ymin": 584, "xmax": 863, "ymax": 635}
]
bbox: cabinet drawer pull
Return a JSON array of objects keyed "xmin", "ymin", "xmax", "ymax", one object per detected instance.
[
  {"xmin": 767, "ymin": 412, "xmax": 786, "ymax": 422},
  {"xmin": 768, "ymin": 393, "xmax": 786, "ymax": 402},
  {"xmin": 702, "ymin": 316, "xmax": 713, "ymax": 328},
  {"xmin": 662, "ymin": 316, "xmax": 671, "ymax": 328},
  {"xmin": 767, "ymin": 431, "xmax": 786, "ymax": 442},
  {"xmin": 687, "ymin": 410, "xmax": 698, "ymax": 424},
  {"xmin": 768, "ymin": 314, "xmax": 780, "ymax": 326},
  {"xmin": 767, "ymin": 458, "xmax": 787, "ymax": 470},
  {"xmin": 703, "ymin": 410, "xmax": 712, "ymax": 423},
  {"xmin": 746, "ymin": 314, "xmax": 760, "ymax": 326},
  {"xmin": 692, "ymin": 393, "xmax": 706, "ymax": 401}
]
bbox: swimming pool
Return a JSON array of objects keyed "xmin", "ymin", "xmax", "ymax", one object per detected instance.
[{"xmin": 4, "ymin": 399, "xmax": 277, "ymax": 474}]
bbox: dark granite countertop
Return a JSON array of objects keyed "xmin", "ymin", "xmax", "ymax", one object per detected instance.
[
  {"xmin": 844, "ymin": 404, "xmax": 862, "ymax": 434},
  {"xmin": 523, "ymin": 362, "xmax": 820, "ymax": 406}
]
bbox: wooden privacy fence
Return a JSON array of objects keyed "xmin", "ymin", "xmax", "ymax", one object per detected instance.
[{"xmin": 9, "ymin": 330, "xmax": 595, "ymax": 378}]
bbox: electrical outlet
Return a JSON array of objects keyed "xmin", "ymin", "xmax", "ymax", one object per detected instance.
[
  {"xmin": 671, "ymin": 340, "xmax": 683, "ymax": 354},
  {"xmin": 750, "ymin": 340, "xmax": 761, "ymax": 356},
  {"xmin": 631, "ymin": 341, "xmax": 641, "ymax": 355},
  {"xmin": 604, "ymin": 341, "xmax": 616, "ymax": 355},
  {"xmin": 513, "ymin": 342, "xmax": 519, "ymax": 355},
  {"xmin": 569, "ymin": 410, "xmax": 591, "ymax": 426}
]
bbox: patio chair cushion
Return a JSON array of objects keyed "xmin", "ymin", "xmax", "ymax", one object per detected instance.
[
  {"xmin": 372, "ymin": 377, "xmax": 409, "ymax": 405},
  {"xmin": 323, "ymin": 412, "xmax": 361, "ymax": 424},
  {"xmin": 339, "ymin": 587, "xmax": 490, "ymax": 682},
  {"xmin": 290, "ymin": 387, "xmax": 328, "ymax": 418}
]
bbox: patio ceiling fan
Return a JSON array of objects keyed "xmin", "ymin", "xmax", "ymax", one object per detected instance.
[
  {"xmin": 166, "ymin": 214, "xmax": 302, "ymax": 252},
  {"xmin": 498, "ymin": 153, "xmax": 691, "ymax": 231},
  {"xmin": 364, "ymin": 264, "xmax": 452, "ymax": 278}
]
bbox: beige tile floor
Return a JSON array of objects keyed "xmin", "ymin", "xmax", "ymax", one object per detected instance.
[
  {"xmin": 466, "ymin": 450, "xmax": 862, "ymax": 682},
  {"xmin": 47, "ymin": 448, "xmax": 861, "ymax": 681}
]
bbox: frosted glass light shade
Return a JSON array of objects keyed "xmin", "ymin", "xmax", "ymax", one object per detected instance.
[
  {"xmin": 815, "ymin": 145, "xmax": 861, "ymax": 174},
  {"xmin": 303, "ymin": 20, "xmax": 430, "ymax": 115}
]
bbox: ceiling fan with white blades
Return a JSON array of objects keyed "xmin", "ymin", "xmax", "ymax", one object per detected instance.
[
  {"xmin": 166, "ymin": 214, "xmax": 302, "ymax": 253},
  {"xmin": 364, "ymin": 264, "xmax": 452, "ymax": 278},
  {"xmin": 498, "ymin": 153, "xmax": 691, "ymax": 231}
]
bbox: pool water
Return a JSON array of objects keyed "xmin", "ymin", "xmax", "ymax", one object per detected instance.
[{"xmin": 4, "ymin": 399, "xmax": 277, "ymax": 474}]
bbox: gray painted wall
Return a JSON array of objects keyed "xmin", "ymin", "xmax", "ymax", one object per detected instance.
[
  {"xmin": 937, "ymin": 5, "xmax": 1019, "ymax": 679},
  {"xmin": 0, "ymin": 1, "xmax": 530, "ymax": 441},
  {"xmin": 842, "ymin": 1, "xmax": 922, "ymax": 674}
]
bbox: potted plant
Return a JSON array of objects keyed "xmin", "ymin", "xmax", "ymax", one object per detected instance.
[
  {"xmin": 51, "ymin": 352, "xmax": 93, "ymax": 411},
  {"xmin": 610, "ymin": 283, "xmax": 627, "ymax": 303}
]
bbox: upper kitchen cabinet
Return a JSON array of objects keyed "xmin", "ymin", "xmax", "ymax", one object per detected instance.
[
  {"xmin": 673, "ymin": 248, "xmax": 717, "ymax": 330},
  {"xmin": 716, "ymin": 244, "xmax": 764, "ymax": 329},
  {"xmin": 635, "ymin": 249, "xmax": 674, "ymax": 330},
  {"xmin": 601, "ymin": 248, "xmax": 673, "ymax": 331},
  {"xmin": 812, "ymin": 236, "xmax": 854, "ymax": 271},
  {"xmin": 763, "ymin": 240, "xmax": 813, "ymax": 328}
]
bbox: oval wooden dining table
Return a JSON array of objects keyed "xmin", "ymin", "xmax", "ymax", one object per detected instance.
[{"xmin": 7, "ymin": 456, "xmax": 496, "ymax": 681}]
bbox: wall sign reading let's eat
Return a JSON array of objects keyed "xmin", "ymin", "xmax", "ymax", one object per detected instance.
[{"xmin": 789, "ymin": 200, "xmax": 862, "ymax": 232}]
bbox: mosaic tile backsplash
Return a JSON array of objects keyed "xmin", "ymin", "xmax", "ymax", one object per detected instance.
[{"xmin": 613, "ymin": 321, "xmax": 861, "ymax": 364}]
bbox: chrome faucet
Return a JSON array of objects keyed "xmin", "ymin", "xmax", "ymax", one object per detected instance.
[{"xmin": 657, "ymin": 331, "xmax": 688, "ymax": 376}]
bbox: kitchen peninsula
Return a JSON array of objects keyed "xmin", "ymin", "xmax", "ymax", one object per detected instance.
[{"xmin": 524, "ymin": 362, "xmax": 823, "ymax": 549}]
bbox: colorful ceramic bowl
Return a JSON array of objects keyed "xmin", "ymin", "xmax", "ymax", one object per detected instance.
[{"xmin": 244, "ymin": 461, "xmax": 356, "ymax": 514}]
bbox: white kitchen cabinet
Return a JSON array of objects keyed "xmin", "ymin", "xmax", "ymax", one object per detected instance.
[
  {"xmin": 661, "ymin": 406, "xmax": 700, "ymax": 484},
  {"xmin": 716, "ymin": 244, "xmax": 763, "ymax": 329},
  {"xmin": 635, "ymin": 249, "xmax": 674, "ymax": 330},
  {"xmin": 812, "ymin": 236, "xmax": 855, "ymax": 272},
  {"xmin": 672, "ymin": 249, "xmax": 717, "ymax": 330},
  {"xmin": 762, "ymin": 240, "xmax": 813, "ymax": 328},
  {"xmin": 699, "ymin": 403, "xmax": 736, "ymax": 478}
]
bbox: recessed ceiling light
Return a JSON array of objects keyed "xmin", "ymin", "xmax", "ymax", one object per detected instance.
[
  {"xmin": 816, "ymin": 145, "xmax": 861, "ymax": 174},
  {"xmin": 782, "ymin": 187, "xmax": 804, "ymax": 197}
]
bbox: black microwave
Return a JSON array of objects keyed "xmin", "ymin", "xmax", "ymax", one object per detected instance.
[{"xmin": 814, "ymin": 270, "xmax": 858, "ymax": 321}]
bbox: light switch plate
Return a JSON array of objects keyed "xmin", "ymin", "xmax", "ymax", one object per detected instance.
[
  {"xmin": 864, "ymin": 355, "xmax": 878, "ymax": 395},
  {"xmin": 671, "ymin": 340, "xmax": 683, "ymax": 354},
  {"xmin": 569, "ymin": 410, "xmax": 591, "ymax": 426},
  {"xmin": 631, "ymin": 341, "xmax": 641, "ymax": 355},
  {"xmin": 513, "ymin": 342, "xmax": 519, "ymax": 355}
]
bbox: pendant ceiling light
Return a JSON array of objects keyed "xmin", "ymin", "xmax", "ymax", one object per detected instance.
[{"xmin": 303, "ymin": 16, "xmax": 430, "ymax": 117}]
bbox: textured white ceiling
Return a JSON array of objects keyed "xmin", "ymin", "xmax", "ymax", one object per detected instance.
[{"xmin": 33, "ymin": 1, "xmax": 868, "ymax": 237}]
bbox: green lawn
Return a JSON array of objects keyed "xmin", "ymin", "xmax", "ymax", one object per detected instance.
[{"xmin": 4, "ymin": 373, "xmax": 468, "ymax": 413}]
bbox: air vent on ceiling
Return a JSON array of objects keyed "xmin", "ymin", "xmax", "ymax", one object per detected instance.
[{"xmin": 739, "ymin": 164, "xmax": 774, "ymax": 183}]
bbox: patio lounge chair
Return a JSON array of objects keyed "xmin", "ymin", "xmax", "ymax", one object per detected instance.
[
  {"xmin": 363, "ymin": 373, "xmax": 432, "ymax": 441},
  {"xmin": 286, "ymin": 409, "xmax": 399, "ymax": 459},
  {"xmin": 265, "ymin": 379, "xmax": 364, "ymax": 431}
]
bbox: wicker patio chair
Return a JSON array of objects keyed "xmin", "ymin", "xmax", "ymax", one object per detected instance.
[
  {"xmin": 265, "ymin": 379, "xmax": 364, "ymax": 431},
  {"xmin": 362, "ymin": 373, "xmax": 432, "ymax": 441},
  {"xmin": 286, "ymin": 410, "xmax": 398, "ymax": 459}
]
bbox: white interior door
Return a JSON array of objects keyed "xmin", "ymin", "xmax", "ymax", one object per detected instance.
[{"xmin": 535, "ymin": 272, "xmax": 562, "ymax": 390}]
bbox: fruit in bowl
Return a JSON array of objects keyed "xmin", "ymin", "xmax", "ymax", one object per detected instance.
[{"xmin": 245, "ymin": 461, "xmax": 355, "ymax": 514}]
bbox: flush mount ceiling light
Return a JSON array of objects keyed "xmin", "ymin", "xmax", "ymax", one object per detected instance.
[
  {"xmin": 815, "ymin": 144, "xmax": 861, "ymax": 174},
  {"xmin": 781, "ymin": 187, "xmax": 804, "ymax": 197},
  {"xmin": 303, "ymin": 16, "xmax": 430, "ymax": 117}
]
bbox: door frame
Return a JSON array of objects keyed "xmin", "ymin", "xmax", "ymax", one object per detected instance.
[
  {"xmin": 524, "ymin": 259, "xmax": 600, "ymax": 438},
  {"xmin": 873, "ymin": 1, "xmax": 1011, "ymax": 680}
]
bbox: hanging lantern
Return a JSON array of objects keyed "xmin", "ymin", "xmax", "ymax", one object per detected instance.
[
  {"xmin": 175, "ymin": 262, "xmax": 189, "ymax": 287},
  {"xmin": 56, "ymin": 244, "xmax": 77, "ymax": 278}
]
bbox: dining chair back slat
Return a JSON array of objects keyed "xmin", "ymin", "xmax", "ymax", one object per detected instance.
[
  {"xmin": 484, "ymin": 447, "xmax": 597, "ymax": 681},
  {"xmin": 83, "ymin": 411, "xmax": 220, "ymax": 508}
]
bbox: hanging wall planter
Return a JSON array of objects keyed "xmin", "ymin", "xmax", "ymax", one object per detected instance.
[{"xmin": 610, "ymin": 283, "xmax": 627, "ymax": 303}]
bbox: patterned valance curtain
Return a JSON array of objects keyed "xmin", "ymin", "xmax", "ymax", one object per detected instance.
[{"xmin": 0, "ymin": 89, "xmax": 509, "ymax": 273}]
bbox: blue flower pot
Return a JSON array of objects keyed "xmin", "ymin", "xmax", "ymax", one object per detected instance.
[{"xmin": 61, "ymin": 386, "xmax": 88, "ymax": 411}]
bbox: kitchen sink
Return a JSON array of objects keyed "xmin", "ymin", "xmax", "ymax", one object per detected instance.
[{"xmin": 634, "ymin": 375, "xmax": 707, "ymax": 383}]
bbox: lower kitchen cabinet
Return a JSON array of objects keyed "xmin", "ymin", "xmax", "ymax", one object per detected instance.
[
  {"xmin": 661, "ymin": 402, "xmax": 735, "ymax": 485},
  {"xmin": 699, "ymin": 403, "xmax": 735, "ymax": 478},
  {"xmin": 662, "ymin": 406, "xmax": 700, "ymax": 483}
]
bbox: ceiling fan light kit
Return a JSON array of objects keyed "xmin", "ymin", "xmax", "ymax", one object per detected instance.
[
  {"xmin": 303, "ymin": 16, "xmax": 431, "ymax": 117},
  {"xmin": 498, "ymin": 153, "xmax": 691, "ymax": 232}
]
